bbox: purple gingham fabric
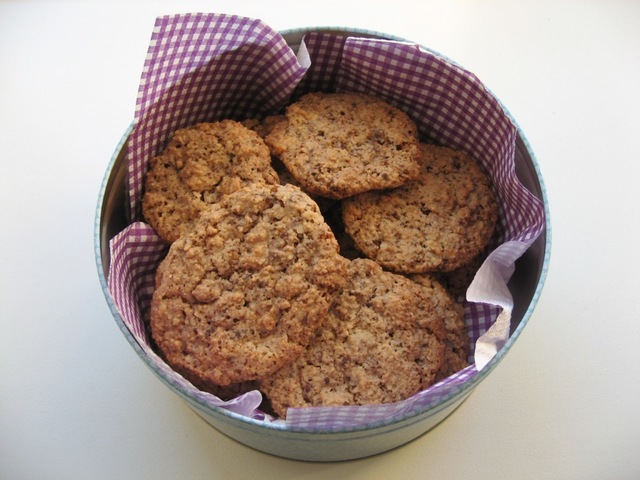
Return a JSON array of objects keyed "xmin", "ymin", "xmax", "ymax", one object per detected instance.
[
  {"xmin": 292, "ymin": 32, "xmax": 347, "ymax": 97},
  {"xmin": 107, "ymin": 14, "xmax": 546, "ymax": 431},
  {"xmin": 127, "ymin": 14, "xmax": 308, "ymax": 221},
  {"xmin": 108, "ymin": 222, "xmax": 168, "ymax": 344}
]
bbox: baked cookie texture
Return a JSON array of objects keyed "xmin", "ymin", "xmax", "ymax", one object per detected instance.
[
  {"xmin": 241, "ymin": 114, "xmax": 286, "ymax": 140},
  {"xmin": 409, "ymin": 274, "xmax": 469, "ymax": 379},
  {"xmin": 142, "ymin": 120, "xmax": 279, "ymax": 243},
  {"xmin": 259, "ymin": 258, "xmax": 447, "ymax": 418},
  {"xmin": 342, "ymin": 143, "xmax": 499, "ymax": 273},
  {"xmin": 140, "ymin": 94, "xmax": 499, "ymax": 415},
  {"xmin": 149, "ymin": 184, "xmax": 349, "ymax": 389},
  {"xmin": 264, "ymin": 92, "xmax": 421, "ymax": 199},
  {"xmin": 243, "ymin": 115, "xmax": 336, "ymax": 213}
]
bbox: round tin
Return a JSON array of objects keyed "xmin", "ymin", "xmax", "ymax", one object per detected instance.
[{"xmin": 95, "ymin": 27, "xmax": 550, "ymax": 462}]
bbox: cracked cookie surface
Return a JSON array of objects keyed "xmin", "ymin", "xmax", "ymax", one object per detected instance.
[
  {"xmin": 149, "ymin": 184, "xmax": 348, "ymax": 388},
  {"xmin": 264, "ymin": 92, "xmax": 421, "ymax": 199},
  {"xmin": 142, "ymin": 120, "xmax": 279, "ymax": 243},
  {"xmin": 259, "ymin": 258, "xmax": 446, "ymax": 418},
  {"xmin": 409, "ymin": 273, "xmax": 469, "ymax": 379},
  {"xmin": 342, "ymin": 144, "xmax": 499, "ymax": 273}
]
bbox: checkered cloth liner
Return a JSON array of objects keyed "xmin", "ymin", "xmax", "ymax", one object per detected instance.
[
  {"xmin": 127, "ymin": 14, "xmax": 308, "ymax": 221},
  {"xmin": 291, "ymin": 32, "xmax": 347, "ymax": 97},
  {"xmin": 107, "ymin": 13, "xmax": 545, "ymax": 431},
  {"xmin": 107, "ymin": 222, "xmax": 167, "ymax": 343}
]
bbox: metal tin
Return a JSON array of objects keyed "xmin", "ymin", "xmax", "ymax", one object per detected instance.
[{"xmin": 95, "ymin": 27, "xmax": 551, "ymax": 462}]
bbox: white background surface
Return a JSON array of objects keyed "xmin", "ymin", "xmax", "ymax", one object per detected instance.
[{"xmin": 1, "ymin": 0, "xmax": 639, "ymax": 478}]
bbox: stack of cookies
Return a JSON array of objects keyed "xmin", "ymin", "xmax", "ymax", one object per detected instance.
[{"xmin": 142, "ymin": 92, "xmax": 499, "ymax": 418}]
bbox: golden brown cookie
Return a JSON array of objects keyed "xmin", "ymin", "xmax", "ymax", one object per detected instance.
[
  {"xmin": 409, "ymin": 274, "xmax": 469, "ymax": 379},
  {"xmin": 243, "ymin": 115, "xmax": 336, "ymax": 212},
  {"xmin": 259, "ymin": 258, "xmax": 446, "ymax": 418},
  {"xmin": 241, "ymin": 115, "xmax": 286, "ymax": 139},
  {"xmin": 342, "ymin": 143, "xmax": 499, "ymax": 273},
  {"xmin": 272, "ymin": 157, "xmax": 336, "ymax": 213},
  {"xmin": 142, "ymin": 120, "xmax": 279, "ymax": 243},
  {"xmin": 264, "ymin": 92, "xmax": 421, "ymax": 199},
  {"xmin": 149, "ymin": 184, "xmax": 349, "ymax": 388}
]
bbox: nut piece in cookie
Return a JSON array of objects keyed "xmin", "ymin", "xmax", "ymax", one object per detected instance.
[
  {"xmin": 142, "ymin": 120, "xmax": 279, "ymax": 243},
  {"xmin": 342, "ymin": 144, "xmax": 499, "ymax": 273},
  {"xmin": 264, "ymin": 92, "xmax": 421, "ymax": 199},
  {"xmin": 149, "ymin": 184, "xmax": 349, "ymax": 389},
  {"xmin": 259, "ymin": 258, "xmax": 446, "ymax": 418}
]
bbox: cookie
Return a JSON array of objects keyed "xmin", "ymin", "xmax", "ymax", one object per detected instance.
[
  {"xmin": 409, "ymin": 274, "xmax": 469, "ymax": 379},
  {"xmin": 342, "ymin": 143, "xmax": 499, "ymax": 273},
  {"xmin": 259, "ymin": 258, "xmax": 446, "ymax": 418},
  {"xmin": 241, "ymin": 114, "xmax": 286, "ymax": 139},
  {"xmin": 243, "ymin": 115, "xmax": 336, "ymax": 212},
  {"xmin": 142, "ymin": 120, "xmax": 279, "ymax": 243},
  {"xmin": 149, "ymin": 184, "xmax": 349, "ymax": 388},
  {"xmin": 264, "ymin": 92, "xmax": 421, "ymax": 199},
  {"xmin": 272, "ymin": 157, "xmax": 336, "ymax": 213}
]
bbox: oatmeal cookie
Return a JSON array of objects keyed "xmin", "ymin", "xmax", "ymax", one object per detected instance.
[
  {"xmin": 342, "ymin": 143, "xmax": 498, "ymax": 273},
  {"xmin": 142, "ymin": 120, "xmax": 279, "ymax": 243},
  {"xmin": 149, "ymin": 184, "xmax": 349, "ymax": 388},
  {"xmin": 243, "ymin": 115, "xmax": 335, "ymax": 212},
  {"xmin": 241, "ymin": 115, "xmax": 286, "ymax": 139},
  {"xmin": 264, "ymin": 92, "xmax": 421, "ymax": 199},
  {"xmin": 259, "ymin": 258, "xmax": 446, "ymax": 418},
  {"xmin": 410, "ymin": 274, "xmax": 469, "ymax": 379}
]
